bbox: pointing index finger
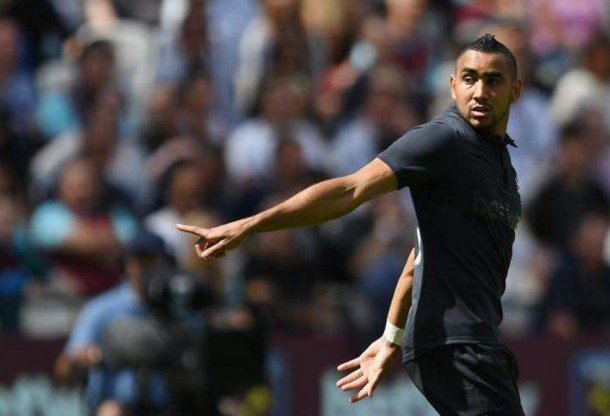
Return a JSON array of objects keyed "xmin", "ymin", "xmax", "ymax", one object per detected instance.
[{"xmin": 176, "ymin": 223, "xmax": 205, "ymax": 237}]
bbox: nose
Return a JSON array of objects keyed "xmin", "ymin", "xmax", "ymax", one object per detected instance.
[{"xmin": 473, "ymin": 79, "xmax": 488, "ymax": 101}]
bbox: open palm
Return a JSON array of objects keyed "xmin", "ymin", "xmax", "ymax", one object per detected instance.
[{"xmin": 336, "ymin": 337, "xmax": 399, "ymax": 403}]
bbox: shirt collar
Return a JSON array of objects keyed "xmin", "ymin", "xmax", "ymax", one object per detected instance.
[
  {"xmin": 504, "ymin": 134, "xmax": 517, "ymax": 148},
  {"xmin": 448, "ymin": 104, "xmax": 518, "ymax": 148}
]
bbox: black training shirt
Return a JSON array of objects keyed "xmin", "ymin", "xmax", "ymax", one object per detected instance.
[{"xmin": 378, "ymin": 104, "xmax": 521, "ymax": 363}]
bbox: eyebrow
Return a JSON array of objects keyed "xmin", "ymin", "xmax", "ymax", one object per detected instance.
[{"xmin": 461, "ymin": 68, "xmax": 506, "ymax": 78}]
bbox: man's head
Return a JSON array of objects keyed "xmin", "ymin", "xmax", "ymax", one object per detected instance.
[
  {"xmin": 450, "ymin": 34, "xmax": 522, "ymax": 136},
  {"xmin": 125, "ymin": 229, "xmax": 173, "ymax": 297}
]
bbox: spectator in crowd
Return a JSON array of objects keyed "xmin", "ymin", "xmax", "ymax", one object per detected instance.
[
  {"xmin": 157, "ymin": 3, "xmax": 209, "ymax": 85},
  {"xmin": 549, "ymin": 32, "xmax": 610, "ymax": 131},
  {"xmin": 36, "ymin": 39, "xmax": 117, "ymax": 139},
  {"xmin": 536, "ymin": 214, "xmax": 610, "ymax": 340},
  {"xmin": 0, "ymin": 19, "xmax": 37, "ymax": 135},
  {"xmin": 175, "ymin": 70, "xmax": 226, "ymax": 145},
  {"xmin": 527, "ymin": 0, "xmax": 609, "ymax": 56},
  {"xmin": 329, "ymin": 63, "xmax": 417, "ymax": 177},
  {"xmin": 54, "ymin": 229, "xmax": 173, "ymax": 415},
  {"xmin": 526, "ymin": 121, "xmax": 610, "ymax": 252},
  {"xmin": 29, "ymin": 157, "xmax": 137, "ymax": 298},
  {"xmin": 235, "ymin": 0, "xmax": 328, "ymax": 115},
  {"xmin": 301, "ymin": 0, "xmax": 364, "ymax": 66},
  {"xmin": 31, "ymin": 88, "xmax": 151, "ymax": 211},
  {"xmin": 146, "ymin": 158, "xmax": 225, "ymax": 268},
  {"xmin": 382, "ymin": 0, "xmax": 448, "ymax": 105},
  {"xmin": 158, "ymin": 0, "xmax": 256, "ymax": 125},
  {"xmin": 73, "ymin": 0, "xmax": 158, "ymax": 127},
  {"xmin": 225, "ymin": 75, "xmax": 327, "ymax": 187},
  {"xmin": 140, "ymin": 84, "xmax": 179, "ymax": 153},
  {"xmin": 0, "ymin": 0, "xmax": 70, "ymax": 65}
]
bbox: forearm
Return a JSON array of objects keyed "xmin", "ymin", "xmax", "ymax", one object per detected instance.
[
  {"xmin": 248, "ymin": 162, "xmax": 395, "ymax": 234},
  {"xmin": 248, "ymin": 178, "xmax": 355, "ymax": 233},
  {"xmin": 176, "ymin": 158, "xmax": 397, "ymax": 260},
  {"xmin": 387, "ymin": 249, "xmax": 415, "ymax": 328}
]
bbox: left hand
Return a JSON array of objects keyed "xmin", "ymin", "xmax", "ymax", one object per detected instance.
[{"xmin": 336, "ymin": 337, "xmax": 399, "ymax": 403}]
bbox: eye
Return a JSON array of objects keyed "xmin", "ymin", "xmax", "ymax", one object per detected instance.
[{"xmin": 463, "ymin": 76, "xmax": 475, "ymax": 85}]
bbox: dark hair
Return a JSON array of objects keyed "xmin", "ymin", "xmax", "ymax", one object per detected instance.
[
  {"xmin": 79, "ymin": 39, "xmax": 114, "ymax": 62},
  {"xmin": 460, "ymin": 34, "xmax": 518, "ymax": 79}
]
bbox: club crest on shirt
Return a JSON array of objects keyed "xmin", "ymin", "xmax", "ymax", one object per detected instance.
[{"xmin": 471, "ymin": 190, "xmax": 520, "ymax": 230}]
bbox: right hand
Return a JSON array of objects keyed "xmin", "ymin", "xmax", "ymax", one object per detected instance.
[
  {"xmin": 176, "ymin": 218, "xmax": 254, "ymax": 261},
  {"xmin": 336, "ymin": 337, "xmax": 400, "ymax": 403}
]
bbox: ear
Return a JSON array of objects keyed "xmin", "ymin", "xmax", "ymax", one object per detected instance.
[
  {"xmin": 511, "ymin": 78, "xmax": 523, "ymax": 103},
  {"xmin": 450, "ymin": 75, "xmax": 457, "ymax": 101}
]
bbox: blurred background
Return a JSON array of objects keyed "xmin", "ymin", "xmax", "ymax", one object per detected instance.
[{"xmin": 0, "ymin": 0, "xmax": 609, "ymax": 414}]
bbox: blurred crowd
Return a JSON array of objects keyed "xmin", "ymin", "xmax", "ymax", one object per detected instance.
[{"xmin": 1, "ymin": 0, "xmax": 610, "ymax": 375}]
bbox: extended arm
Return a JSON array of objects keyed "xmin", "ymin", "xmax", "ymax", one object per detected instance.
[
  {"xmin": 336, "ymin": 248, "xmax": 415, "ymax": 403},
  {"xmin": 176, "ymin": 158, "xmax": 397, "ymax": 260}
]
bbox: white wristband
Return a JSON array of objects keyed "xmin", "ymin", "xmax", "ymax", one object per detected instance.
[{"xmin": 383, "ymin": 321, "xmax": 405, "ymax": 346}]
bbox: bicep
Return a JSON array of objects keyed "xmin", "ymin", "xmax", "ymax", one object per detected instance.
[{"xmin": 347, "ymin": 157, "xmax": 398, "ymax": 205}]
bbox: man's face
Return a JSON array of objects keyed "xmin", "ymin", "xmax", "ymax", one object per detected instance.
[{"xmin": 450, "ymin": 50, "xmax": 521, "ymax": 135}]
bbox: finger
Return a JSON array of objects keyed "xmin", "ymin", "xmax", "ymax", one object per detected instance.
[
  {"xmin": 366, "ymin": 376, "xmax": 380, "ymax": 398},
  {"xmin": 341, "ymin": 376, "xmax": 367, "ymax": 392},
  {"xmin": 336, "ymin": 369, "xmax": 363, "ymax": 387},
  {"xmin": 195, "ymin": 238, "xmax": 205, "ymax": 257},
  {"xmin": 349, "ymin": 385, "xmax": 371, "ymax": 403},
  {"xmin": 337, "ymin": 358, "xmax": 360, "ymax": 372},
  {"xmin": 176, "ymin": 224, "xmax": 207, "ymax": 237}
]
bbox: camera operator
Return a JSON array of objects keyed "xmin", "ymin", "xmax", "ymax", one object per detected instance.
[{"xmin": 54, "ymin": 229, "xmax": 175, "ymax": 416}]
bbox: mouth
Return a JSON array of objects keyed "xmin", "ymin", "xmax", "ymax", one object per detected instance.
[{"xmin": 471, "ymin": 105, "xmax": 491, "ymax": 119}]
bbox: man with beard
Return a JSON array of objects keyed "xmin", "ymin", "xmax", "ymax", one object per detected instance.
[{"xmin": 178, "ymin": 34, "xmax": 525, "ymax": 415}]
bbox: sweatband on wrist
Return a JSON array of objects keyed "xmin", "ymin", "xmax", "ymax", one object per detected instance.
[{"xmin": 383, "ymin": 321, "xmax": 405, "ymax": 346}]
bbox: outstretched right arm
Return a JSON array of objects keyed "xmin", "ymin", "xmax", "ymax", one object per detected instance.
[{"xmin": 176, "ymin": 158, "xmax": 397, "ymax": 260}]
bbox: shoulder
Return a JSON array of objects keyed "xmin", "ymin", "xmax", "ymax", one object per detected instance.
[
  {"xmin": 399, "ymin": 114, "xmax": 458, "ymax": 149},
  {"xmin": 430, "ymin": 107, "xmax": 471, "ymax": 139}
]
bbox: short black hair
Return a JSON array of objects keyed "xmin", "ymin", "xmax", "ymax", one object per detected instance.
[{"xmin": 459, "ymin": 34, "xmax": 518, "ymax": 80}]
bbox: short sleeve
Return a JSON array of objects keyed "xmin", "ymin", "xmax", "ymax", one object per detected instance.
[{"xmin": 377, "ymin": 121, "xmax": 456, "ymax": 189}]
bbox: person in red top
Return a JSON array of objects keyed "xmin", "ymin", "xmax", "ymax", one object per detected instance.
[{"xmin": 30, "ymin": 157, "xmax": 136, "ymax": 297}]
